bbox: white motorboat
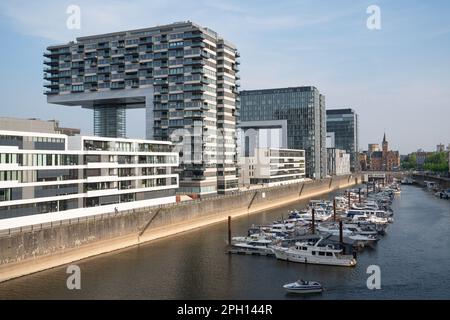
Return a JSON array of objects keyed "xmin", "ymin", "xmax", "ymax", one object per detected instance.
[
  {"xmin": 270, "ymin": 223, "xmax": 296, "ymax": 234},
  {"xmin": 232, "ymin": 239, "xmax": 275, "ymax": 254},
  {"xmin": 232, "ymin": 232, "xmax": 274, "ymax": 243},
  {"xmin": 352, "ymin": 201, "xmax": 379, "ymax": 211},
  {"xmin": 317, "ymin": 223, "xmax": 379, "ymax": 244},
  {"xmin": 401, "ymin": 177, "xmax": 414, "ymax": 185},
  {"xmin": 347, "ymin": 209, "xmax": 393, "ymax": 223},
  {"xmin": 344, "ymin": 223, "xmax": 378, "ymax": 236},
  {"xmin": 352, "ymin": 214, "xmax": 391, "ymax": 225},
  {"xmin": 283, "ymin": 280, "xmax": 323, "ymax": 294},
  {"xmin": 297, "ymin": 208, "xmax": 333, "ymax": 222},
  {"xmin": 317, "ymin": 224, "xmax": 353, "ymax": 237},
  {"xmin": 272, "ymin": 238, "xmax": 357, "ymax": 267},
  {"xmin": 348, "ymin": 233, "xmax": 379, "ymax": 243}
]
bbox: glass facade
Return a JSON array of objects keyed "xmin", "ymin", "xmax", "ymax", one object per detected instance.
[
  {"xmin": 94, "ymin": 106, "xmax": 126, "ymax": 138},
  {"xmin": 240, "ymin": 87, "xmax": 327, "ymax": 179},
  {"xmin": 326, "ymin": 109, "xmax": 359, "ymax": 171}
]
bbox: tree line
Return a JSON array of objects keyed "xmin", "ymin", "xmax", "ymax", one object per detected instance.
[{"xmin": 402, "ymin": 152, "xmax": 449, "ymax": 172}]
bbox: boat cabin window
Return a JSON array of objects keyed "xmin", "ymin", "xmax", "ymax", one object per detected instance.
[
  {"xmin": 302, "ymin": 247, "xmax": 307, "ymax": 250},
  {"xmin": 318, "ymin": 252, "xmax": 325, "ymax": 256},
  {"xmin": 311, "ymin": 251, "xmax": 316, "ymax": 255},
  {"xmin": 326, "ymin": 252, "xmax": 333, "ymax": 257}
]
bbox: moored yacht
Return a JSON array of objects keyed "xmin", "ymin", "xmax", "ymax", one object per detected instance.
[
  {"xmin": 272, "ymin": 238, "xmax": 357, "ymax": 267},
  {"xmin": 317, "ymin": 223, "xmax": 379, "ymax": 245},
  {"xmin": 232, "ymin": 232, "xmax": 274, "ymax": 243},
  {"xmin": 232, "ymin": 238, "xmax": 275, "ymax": 254},
  {"xmin": 270, "ymin": 222, "xmax": 296, "ymax": 234}
]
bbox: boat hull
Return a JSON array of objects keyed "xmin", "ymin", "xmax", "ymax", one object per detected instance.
[
  {"xmin": 233, "ymin": 244, "xmax": 274, "ymax": 254},
  {"xmin": 283, "ymin": 281, "xmax": 323, "ymax": 294},
  {"xmin": 274, "ymin": 249, "xmax": 356, "ymax": 267},
  {"xmin": 284, "ymin": 288, "xmax": 323, "ymax": 294}
]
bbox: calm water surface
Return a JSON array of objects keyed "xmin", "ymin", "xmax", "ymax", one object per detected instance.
[{"xmin": 1, "ymin": 185, "xmax": 449, "ymax": 299}]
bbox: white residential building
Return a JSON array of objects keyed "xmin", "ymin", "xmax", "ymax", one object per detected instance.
[
  {"xmin": 327, "ymin": 148, "xmax": 351, "ymax": 176},
  {"xmin": 240, "ymin": 148, "xmax": 306, "ymax": 187},
  {"xmin": 0, "ymin": 130, "xmax": 178, "ymax": 228}
]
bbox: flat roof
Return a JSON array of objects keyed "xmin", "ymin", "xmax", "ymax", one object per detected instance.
[
  {"xmin": 79, "ymin": 135, "xmax": 172, "ymax": 145},
  {"xmin": 47, "ymin": 21, "xmax": 236, "ymax": 50},
  {"xmin": 240, "ymin": 86, "xmax": 318, "ymax": 95},
  {"xmin": 0, "ymin": 130, "xmax": 172, "ymax": 145},
  {"xmin": 76, "ymin": 21, "xmax": 197, "ymax": 42},
  {"xmin": 0, "ymin": 130, "xmax": 66, "ymax": 139},
  {"xmin": 326, "ymin": 108, "xmax": 356, "ymax": 115}
]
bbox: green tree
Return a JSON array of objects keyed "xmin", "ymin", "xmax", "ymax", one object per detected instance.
[
  {"xmin": 423, "ymin": 152, "xmax": 449, "ymax": 173},
  {"xmin": 401, "ymin": 154, "xmax": 417, "ymax": 170}
]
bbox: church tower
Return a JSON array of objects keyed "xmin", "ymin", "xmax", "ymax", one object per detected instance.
[{"xmin": 382, "ymin": 133, "xmax": 388, "ymax": 153}]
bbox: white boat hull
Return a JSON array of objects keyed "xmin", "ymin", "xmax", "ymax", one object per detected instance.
[
  {"xmin": 273, "ymin": 248, "xmax": 356, "ymax": 267},
  {"xmin": 283, "ymin": 281, "xmax": 323, "ymax": 294},
  {"xmin": 233, "ymin": 243, "xmax": 274, "ymax": 254},
  {"xmin": 284, "ymin": 287, "xmax": 323, "ymax": 294}
]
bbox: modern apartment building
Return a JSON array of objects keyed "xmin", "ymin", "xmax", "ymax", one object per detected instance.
[
  {"xmin": 43, "ymin": 21, "xmax": 239, "ymax": 196},
  {"xmin": 0, "ymin": 130, "xmax": 178, "ymax": 223},
  {"xmin": 240, "ymin": 87, "xmax": 327, "ymax": 179},
  {"xmin": 327, "ymin": 148, "xmax": 351, "ymax": 176},
  {"xmin": 240, "ymin": 148, "xmax": 305, "ymax": 187},
  {"xmin": 326, "ymin": 108, "xmax": 359, "ymax": 172}
]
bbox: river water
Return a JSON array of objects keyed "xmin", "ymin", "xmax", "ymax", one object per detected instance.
[{"xmin": 0, "ymin": 185, "xmax": 449, "ymax": 300}]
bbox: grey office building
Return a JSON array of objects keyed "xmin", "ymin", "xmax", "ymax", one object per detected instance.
[
  {"xmin": 240, "ymin": 87, "xmax": 327, "ymax": 179},
  {"xmin": 43, "ymin": 21, "xmax": 240, "ymax": 196},
  {"xmin": 326, "ymin": 109, "xmax": 359, "ymax": 171}
]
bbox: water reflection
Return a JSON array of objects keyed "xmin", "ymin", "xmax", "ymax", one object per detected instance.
[{"xmin": 0, "ymin": 185, "xmax": 449, "ymax": 299}]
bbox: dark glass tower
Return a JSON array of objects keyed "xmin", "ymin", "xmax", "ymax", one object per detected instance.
[
  {"xmin": 326, "ymin": 108, "xmax": 359, "ymax": 171},
  {"xmin": 240, "ymin": 86, "xmax": 327, "ymax": 179}
]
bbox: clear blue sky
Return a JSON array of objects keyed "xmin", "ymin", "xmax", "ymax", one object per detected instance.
[{"xmin": 0, "ymin": 0, "xmax": 449, "ymax": 154}]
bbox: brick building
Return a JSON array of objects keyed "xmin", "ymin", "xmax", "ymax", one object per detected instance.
[{"xmin": 369, "ymin": 133, "xmax": 400, "ymax": 171}]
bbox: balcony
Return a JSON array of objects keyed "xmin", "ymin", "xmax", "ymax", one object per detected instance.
[
  {"xmin": 139, "ymin": 37, "xmax": 153, "ymax": 45},
  {"xmin": 111, "ymin": 73, "xmax": 125, "ymax": 80},
  {"xmin": 44, "ymin": 66, "xmax": 59, "ymax": 73},
  {"xmin": 43, "ymin": 59, "xmax": 59, "ymax": 66},
  {"xmin": 72, "ymin": 53, "xmax": 84, "ymax": 61},
  {"xmin": 44, "ymin": 90, "xmax": 59, "ymax": 95},
  {"xmin": 43, "ymin": 48, "xmax": 70, "ymax": 57},
  {"xmin": 125, "ymin": 63, "xmax": 139, "ymax": 71},
  {"xmin": 125, "ymin": 80, "xmax": 139, "ymax": 88},
  {"xmin": 43, "ymin": 73, "xmax": 59, "ymax": 80},
  {"xmin": 97, "ymin": 42, "xmax": 110, "ymax": 49},
  {"xmin": 125, "ymin": 39, "xmax": 139, "ymax": 47},
  {"xmin": 44, "ymin": 82, "xmax": 59, "ymax": 88},
  {"xmin": 110, "ymin": 82, "xmax": 125, "ymax": 90},
  {"xmin": 183, "ymin": 32, "xmax": 203, "ymax": 40}
]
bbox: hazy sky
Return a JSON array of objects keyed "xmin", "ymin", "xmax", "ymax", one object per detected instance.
[{"xmin": 0, "ymin": 0, "xmax": 449, "ymax": 154}]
